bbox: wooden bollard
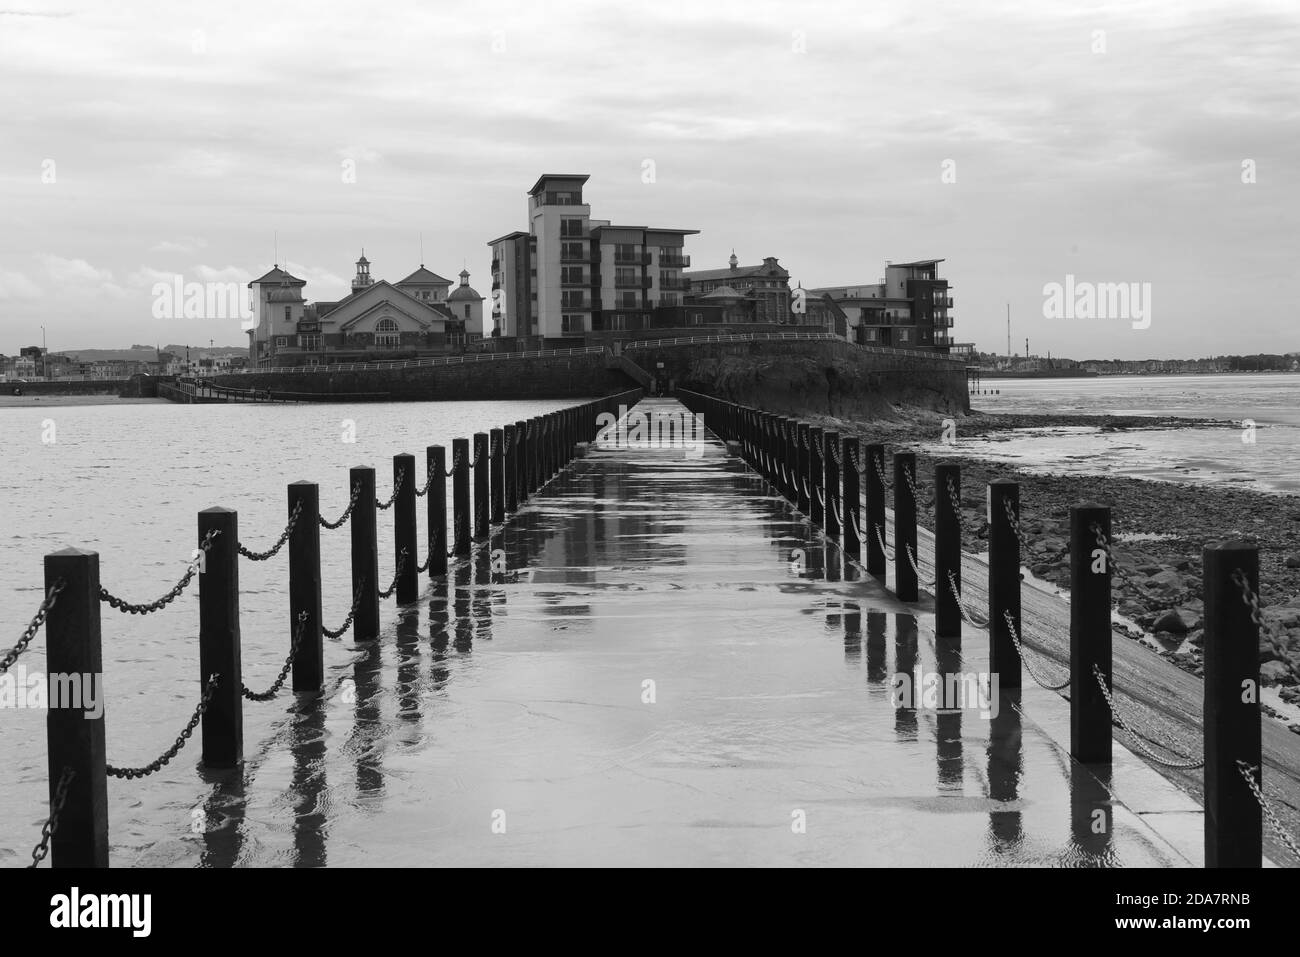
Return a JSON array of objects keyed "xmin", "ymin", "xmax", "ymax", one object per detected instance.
[
  {"xmin": 864, "ymin": 443, "xmax": 886, "ymax": 578},
  {"xmin": 198, "ymin": 507, "xmax": 241, "ymax": 767},
  {"xmin": 1204, "ymin": 541, "xmax": 1262, "ymax": 867},
  {"xmin": 934, "ymin": 464, "xmax": 961, "ymax": 639},
  {"xmin": 43, "ymin": 547, "xmax": 108, "ymax": 868},
  {"xmin": 488, "ymin": 429, "xmax": 504, "ymax": 522},
  {"xmin": 823, "ymin": 430, "xmax": 840, "ymax": 538},
  {"xmin": 503, "ymin": 425, "xmax": 517, "ymax": 514},
  {"xmin": 452, "ymin": 437, "xmax": 471, "ymax": 556},
  {"xmin": 393, "ymin": 454, "xmax": 418, "ymax": 603},
  {"xmin": 288, "ymin": 481, "xmax": 323, "ymax": 690},
  {"xmin": 790, "ymin": 423, "xmax": 811, "ymax": 514},
  {"xmin": 988, "ymin": 480, "xmax": 1021, "ymax": 689},
  {"xmin": 842, "ymin": 437, "xmax": 861, "ymax": 561},
  {"xmin": 473, "ymin": 433, "xmax": 490, "ymax": 541},
  {"xmin": 350, "ymin": 466, "xmax": 380, "ymax": 642},
  {"xmin": 1070, "ymin": 504, "xmax": 1110, "ymax": 761},
  {"xmin": 427, "ymin": 446, "xmax": 447, "ymax": 578},
  {"xmin": 808, "ymin": 427, "xmax": 823, "ymax": 524},
  {"xmin": 893, "ymin": 452, "xmax": 918, "ymax": 601},
  {"xmin": 515, "ymin": 419, "xmax": 529, "ymax": 505}
]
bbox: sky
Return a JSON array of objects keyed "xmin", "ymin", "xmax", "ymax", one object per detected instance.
[{"xmin": 0, "ymin": 0, "xmax": 1296, "ymax": 359}]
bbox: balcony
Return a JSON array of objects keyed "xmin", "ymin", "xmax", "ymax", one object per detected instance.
[
  {"xmin": 659, "ymin": 254, "xmax": 691, "ymax": 268},
  {"xmin": 614, "ymin": 252, "xmax": 652, "ymax": 265},
  {"xmin": 490, "ymin": 258, "xmax": 499, "ymax": 272},
  {"xmin": 560, "ymin": 250, "xmax": 591, "ymax": 263},
  {"xmin": 659, "ymin": 276, "xmax": 691, "ymax": 291},
  {"xmin": 559, "ymin": 225, "xmax": 590, "ymax": 240},
  {"xmin": 934, "ymin": 315, "xmax": 953, "ymax": 328},
  {"xmin": 560, "ymin": 297, "xmax": 593, "ymax": 310},
  {"xmin": 614, "ymin": 275, "xmax": 652, "ymax": 289},
  {"xmin": 561, "ymin": 274, "xmax": 587, "ymax": 287}
]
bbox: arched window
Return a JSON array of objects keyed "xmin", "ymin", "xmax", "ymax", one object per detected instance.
[{"xmin": 375, "ymin": 318, "xmax": 400, "ymax": 348}]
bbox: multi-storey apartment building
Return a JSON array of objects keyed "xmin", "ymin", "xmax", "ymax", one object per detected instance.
[
  {"xmin": 487, "ymin": 174, "xmax": 698, "ymax": 342},
  {"xmin": 811, "ymin": 259, "xmax": 954, "ymax": 352}
]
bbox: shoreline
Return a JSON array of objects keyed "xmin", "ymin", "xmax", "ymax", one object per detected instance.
[
  {"xmin": 816, "ymin": 408, "xmax": 1300, "ymax": 731},
  {"xmin": 0, "ymin": 395, "xmax": 168, "ymax": 408}
]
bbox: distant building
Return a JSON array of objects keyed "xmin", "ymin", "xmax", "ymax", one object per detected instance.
[
  {"xmin": 247, "ymin": 254, "xmax": 480, "ymax": 368},
  {"xmin": 488, "ymin": 174, "xmax": 698, "ymax": 343},
  {"xmin": 811, "ymin": 259, "xmax": 954, "ymax": 352},
  {"xmin": 685, "ymin": 252, "xmax": 794, "ymax": 324}
]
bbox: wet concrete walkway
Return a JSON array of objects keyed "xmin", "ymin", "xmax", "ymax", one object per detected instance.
[{"xmin": 181, "ymin": 398, "xmax": 1206, "ymax": 867}]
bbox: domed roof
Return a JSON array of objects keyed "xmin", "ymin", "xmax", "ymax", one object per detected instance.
[
  {"xmin": 447, "ymin": 283, "xmax": 482, "ymax": 302},
  {"xmin": 268, "ymin": 285, "xmax": 304, "ymax": 303}
]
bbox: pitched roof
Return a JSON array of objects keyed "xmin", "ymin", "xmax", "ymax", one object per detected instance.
[
  {"xmin": 249, "ymin": 266, "xmax": 305, "ymax": 287},
  {"xmin": 398, "ymin": 265, "xmax": 452, "ymax": 286},
  {"xmin": 701, "ymin": 285, "xmax": 746, "ymax": 299},
  {"xmin": 685, "ymin": 262, "xmax": 788, "ymax": 282}
]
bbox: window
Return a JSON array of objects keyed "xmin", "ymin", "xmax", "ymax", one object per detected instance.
[
  {"xmin": 690, "ymin": 312, "xmax": 704, "ymax": 326},
  {"xmin": 560, "ymin": 218, "xmax": 584, "ymax": 238},
  {"xmin": 607, "ymin": 314, "xmax": 626, "ymax": 331},
  {"xmin": 375, "ymin": 318, "xmax": 401, "ymax": 348},
  {"xmin": 561, "ymin": 314, "xmax": 584, "ymax": 334},
  {"xmin": 618, "ymin": 292, "xmax": 638, "ymax": 308},
  {"xmin": 562, "ymin": 291, "xmax": 586, "ymax": 308},
  {"xmin": 660, "ymin": 293, "xmax": 677, "ymax": 306},
  {"xmin": 284, "ymin": 307, "xmax": 291, "ymax": 323},
  {"xmin": 275, "ymin": 336, "xmax": 287, "ymax": 348},
  {"xmin": 299, "ymin": 334, "xmax": 321, "ymax": 350},
  {"xmin": 899, "ymin": 329, "xmax": 910, "ymax": 343},
  {"xmin": 865, "ymin": 328, "xmax": 878, "ymax": 342},
  {"xmin": 463, "ymin": 305, "xmax": 471, "ymax": 318}
]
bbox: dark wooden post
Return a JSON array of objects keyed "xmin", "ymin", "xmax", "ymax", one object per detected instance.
[
  {"xmin": 842, "ymin": 437, "xmax": 861, "ymax": 561},
  {"xmin": 502, "ymin": 425, "xmax": 517, "ymax": 514},
  {"xmin": 393, "ymin": 454, "xmax": 418, "ymax": 603},
  {"xmin": 1203, "ymin": 541, "xmax": 1262, "ymax": 867},
  {"xmin": 350, "ymin": 466, "xmax": 380, "ymax": 642},
  {"xmin": 43, "ymin": 548, "xmax": 108, "ymax": 868},
  {"xmin": 515, "ymin": 419, "xmax": 529, "ymax": 504},
  {"xmin": 453, "ymin": 437, "xmax": 471, "ymax": 556},
  {"xmin": 893, "ymin": 452, "xmax": 917, "ymax": 600},
  {"xmin": 198, "ymin": 508, "xmax": 241, "ymax": 768},
  {"xmin": 864, "ymin": 443, "xmax": 886, "ymax": 578},
  {"xmin": 796, "ymin": 423, "xmax": 810, "ymax": 513},
  {"xmin": 288, "ymin": 482, "xmax": 323, "ymax": 691},
  {"xmin": 491, "ymin": 427, "xmax": 505, "ymax": 524},
  {"xmin": 988, "ymin": 480, "xmax": 1021, "ymax": 689},
  {"xmin": 824, "ymin": 430, "xmax": 840, "ymax": 538},
  {"xmin": 1070, "ymin": 504, "xmax": 1110, "ymax": 762},
  {"xmin": 934, "ymin": 464, "xmax": 961, "ymax": 639},
  {"xmin": 473, "ymin": 433, "xmax": 490, "ymax": 541},
  {"xmin": 809, "ymin": 427, "xmax": 824, "ymax": 527},
  {"xmin": 427, "ymin": 447, "xmax": 447, "ymax": 578}
]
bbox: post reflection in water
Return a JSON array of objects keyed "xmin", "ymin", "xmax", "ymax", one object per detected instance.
[
  {"xmin": 934, "ymin": 637, "xmax": 964, "ymax": 792},
  {"xmin": 842, "ymin": 601, "xmax": 861, "ymax": 665},
  {"xmin": 453, "ymin": 557, "xmax": 473, "ymax": 652},
  {"xmin": 865, "ymin": 611, "xmax": 888, "ymax": 686},
  {"xmin": 893, "ymin": 613, "xmax": 918, "ymax": 738},
  {"xmin": 290, "ymin": 700, "xmax": 328, "ymax": 867},
  {"xmin": 196, "ymin": 769, "xmax": 244, "ymax": 868},
  {"xmin": 351, "ymin": 641, "xmax": 384, "ymax": 798},
  {"xmin": 1070, "ymin": 763, "xmax": 1117, "ymax": 865},
  {"xmin": 394, "ymin": 607, "xmax": 422, "ymax": 726},
  {"xmin": 986, "ymin": 689, "xmax": 1024, "ymax": 853}
]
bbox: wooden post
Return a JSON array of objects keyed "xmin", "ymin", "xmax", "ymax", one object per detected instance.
[
  {"xmin": 796, "ymin": 423, "xmax": 810, "ymax": 513},
  {"xmin": 198, "ymin": 507, "xmax": 241, "ymax": 768},
  {"xmin": 934, "ymin": 464, "xmax": 961, "ymax": 639},
  {"xmin": 288, "ymin": 482, "xmax": 323, "ymax": 691},
  {"xmin": 43, "ymin": 548, "xmax": 108, "ymax": 868},
  {"xmin": 427, "ymin": 447, "xmax": 447, "ymax": 577},
  {"xmin": 350, "ymin": 466, "xmax": 380, "ymax": 642},
  {"xmin": 823, "ymin": 430, "xmax": 840, "ymax": 538},
  {"xmin": 864, "ymin": 443, "xmax": 886, "ymax": 578},
  {"xmin": 393, "ymin": 454, "xmax": 418, "ymax": 603},
  {"xmin": 503, "ymin": 425, "xmax": 517, "ymax": 514},
  {"xmin": 1203, "ymin": 541, "xmax": 1262, "ymax": 867},
  {"xmin": 453, "ymin": 437, "xmax": 470, "ymax": 556},
  {"xmin": 1070, "ymin": 504, "xmax": 1110, "ymax": 762},
  {"xmin": 515, "ymin": 419, "xmax": 529, "ymax": 504},
  {"xmin": 809, "ymin": 428, "xmax": 825, "ymax": 527},
  {"xmin": 473, "ymin": 432, "xmax": 490, "ymax": 541},
  {"xmin": 988, "ymin": 480, "xmax": 1021, "ymax": 689},
  {"xmin": 893, "ymin": 452, "xmax": 917, "ymax": 600},
  {"xmin": 842, "ymin": 437, "xmax": 861, "ymax": 561}
]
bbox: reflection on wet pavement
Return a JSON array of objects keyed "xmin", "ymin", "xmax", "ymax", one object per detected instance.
[{"xmin": 168, "ymin": 399, "xmax": 1196, "ymax": 866}]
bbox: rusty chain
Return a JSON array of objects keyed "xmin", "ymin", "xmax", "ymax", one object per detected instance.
[
  {"xmin": 873, "ymin": 454, "xmax": 893, "ymax": 491},
  {"xmin": 415, "ymin": 463, "xmax": 434, "ymax": 498},
  {"xmin": 238, "ymin": 499, "xmax": 303, "ymax": 561},
  {"xmin": 376, "ymin": 466, "xmax": 406, "ymax": 511},
  {"xmin": 27, "ymin": 767, "xmax": 75, "ymax": 868},
  {"xmin": 1231, "ymin": 569, "xmax": 1266, "ymax": 628},
  {"xmin": 323, "ymin": 579, "xmax": 366, "ymax": 640},
  {"xmin": 874, "ymin": 524, "xmax": 896, "ymax": 561},
  {"xmin": 100, "ymin": 530, "xmax": 220, "ymax": 615},
  {"xmin": 444, "ymin": 448, "xmax": 464, "ymax": 476},
  {"xmin": 946, "ymin": 570, "xmax": 990, "ymax": 628},
  {"xmin": 1092, "ymin": 664, "xmax": 1204, "ymax": 769},
  {"xmin": 902, "ymin": 464, "xmax": 922, "ymax": 501},
  {"xmin": 946, "ymin": 475, "xmax": 964, "ymax": 533},
  {"xmin": 243, "ymin": 612, "xmax": 309, "ymax": 701},
  {"xmin": 319, "ymin": 482, "xmax": 362, "ymax": 530},
  {"xmin": 1236, "ymin": 760, "xmax": 1300, "ymax": 863},
  {"xmin": 3, "ymin": 578, "xmax": 65, "ymax": 676},
  {"xmin": 1003, "ymin": 610, "xmax": 1071, "ymax": 690},
  {"xmin": 106, "ymin": 674, "xmax": 219, "ymax": 779},
  {"xmin": 378, "ymin": 548, "xmax": 410, "ymax": 599},
  {"xmin": 904, "ymin": 543, "xmax": 937, "ymax": 588}
]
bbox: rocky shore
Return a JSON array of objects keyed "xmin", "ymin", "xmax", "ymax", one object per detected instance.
[{"xmin": 812, "ymin": 408, "xmax": 1300, "ymax": 731}]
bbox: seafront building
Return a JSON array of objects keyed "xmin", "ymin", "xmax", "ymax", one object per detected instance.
[
  {"xmin": 247, "ymin": 255, "xmax": 485, "ymax": 368},
  {"xmin": 810, "ymin": 259, "xmax": 954, "ymax": 353}
]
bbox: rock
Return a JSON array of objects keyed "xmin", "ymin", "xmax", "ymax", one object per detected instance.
[
  {"xmin": 1152, "ymin": 608, "xmax": 1193, "ymax": 633},
  {"xmin": 1286, "ymin": 555, "xmax": 1300, "ymax": 568},
  {"xmin": 1030, "ymin": 563, "xmax": 1053, "ymax": 576},
  {"xmin": 1260, "ymin": 660, "xmax": 1292, "ymax": 685},
  {"xmin": 1117, "ymin": 600, "xmax": 1146, "ymax": 618},
  {"xmin": 1186, "ymin": 629, "xmax": 1204, "ymax": 648},
  {"xmin": 1143, "ymin": 569, "xmax": 1184, "ymax": 597},
  {"xmin": 1279, "ymin": 686, "xmax": 1300, "ymax": 704},
  {"xmin": 1136, "ymin": 564, "xmax": 1164, "ymax": 576},
  {"xmin": 1289, "ymin": 724, "xmax": 1300, "ymax": 736},
  {"xmin": 1039, "ymin": 537, "xmax": 1067, "ymax": 554}
]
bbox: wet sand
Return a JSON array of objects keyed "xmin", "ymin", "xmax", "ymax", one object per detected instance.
[{"xmin": 0, "ymin": 395, "xmax": 167, "ymax": 408}]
